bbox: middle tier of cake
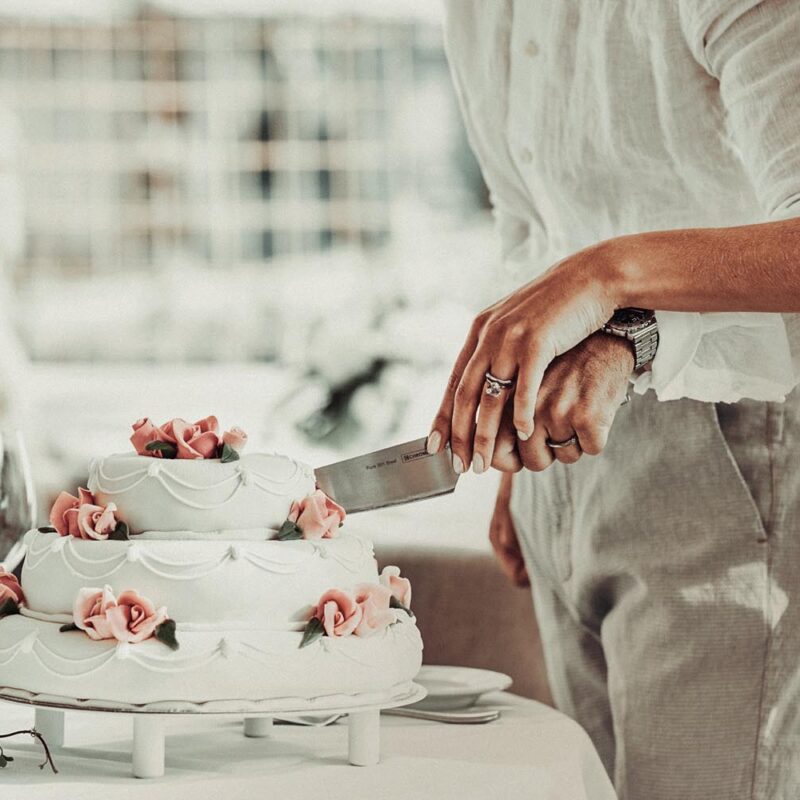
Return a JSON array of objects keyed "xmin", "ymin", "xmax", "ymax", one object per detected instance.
[{"xmin": 20, "ymin": 528, "xmax": 378, "ymax": 630}]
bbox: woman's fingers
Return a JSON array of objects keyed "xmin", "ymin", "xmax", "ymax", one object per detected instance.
[
  {"xmin": 513, "ymin": 345, "xmax": 552, "ymax": 442},
  {"xmin": 491, "ymin": 406, "xmax": 523, "ymax": 472},
  {"xmin": 472, "ymin": 362, "xmax": 517, "ymax": 474},
  {"xmin": 449, "ymin": 348, "xmax": 495, "ymax": 473},
  {"xmin": 427, "ymin": 318, "xmax": 484, "ymax": 456}
]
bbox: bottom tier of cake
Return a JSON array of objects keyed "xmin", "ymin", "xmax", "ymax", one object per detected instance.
[{"xmin": 0, "ymin": 613, "xmax": 423, "ymax": 706}]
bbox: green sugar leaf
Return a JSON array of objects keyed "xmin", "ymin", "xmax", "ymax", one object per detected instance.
[
  {"xmin": 59, "ymin": 622, "xmax": 79, "ymax": 633},
  {"xmin": 277, "ymin": 519, "xmax": 303, "ymax": 541},
  {"xmin": 145, "ymin": 441, "xmax": 178, "ymax": 459},
  {"xmin": 108, "ymin": 521, "xmax": 130, "ymax": 541},
  {"xmin": 389, "ymin": 595, "xmax": 414, "ymax": 618},
  {"xmin": 37, "ymin": 526, "xmax": 57, "ymax": 533},
  {"xmin": 0, "ymin": 598, "xmax": 19, "ymax": 618},
  {"xmin": 299, "ymin": 617, "xmax": 325, "ymax": 649},
  {"xmin": 154, "ymin": 618, "xmax": 179, "ymax": 651},
  {"xmin": 220, "ymin": 442, "xmax": 240, "ymax": 463}
]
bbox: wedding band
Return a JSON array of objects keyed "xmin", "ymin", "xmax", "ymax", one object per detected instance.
[
  {"xmin": 546, "ymin": 435, "xmax": 579, "ymax": 449},
  {"xmin": 484, "ymin": 371, "xmax": 515, "ymax": 398}
]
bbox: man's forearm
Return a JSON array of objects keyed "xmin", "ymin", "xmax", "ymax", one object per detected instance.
[{"xmin": 602, "ymin": 216, "xmax": 800, "ymax": 313}]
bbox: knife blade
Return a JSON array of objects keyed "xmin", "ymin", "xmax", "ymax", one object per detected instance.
[{"xmin": 315, "ymin": 437, "xmax": 459, "ymax": 514}]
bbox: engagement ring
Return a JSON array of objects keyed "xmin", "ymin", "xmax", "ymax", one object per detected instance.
[{"xmin": 484, "ymin": 371, "xmax": 515, "ymax": 398}]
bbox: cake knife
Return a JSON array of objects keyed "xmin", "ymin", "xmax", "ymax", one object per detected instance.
[{"xmin": 315, "ymin": 437, "xmax": 459, "ymax": 514}]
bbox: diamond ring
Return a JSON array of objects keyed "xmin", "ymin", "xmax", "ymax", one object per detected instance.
[
  {"xmin": 545, "ymin": 435, "xmax": 579, "ymax": 449},
  {"xmin": 484, "ymin": 371, "xmax": 515, "ymax": 398}
]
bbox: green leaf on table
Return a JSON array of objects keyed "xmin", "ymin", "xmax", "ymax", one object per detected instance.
[
  {"xmin": 220, "ymin": 442, "xmax": 240, "ymax": 463},
  {"xmin": 59, "ymin": 622, "xmax": 79, "ymax": 633},
  {"xmin": 154, "ymin": 619, "xmax": 179, "ymax": 651},
  {"xmin": 145, "ymin": 441, "xmax": 178, "ymax": 459},
  {"xmin": 0, "ymin": 598, "xmax": 19, "ymax": 618},
  {"xmin": 108, "ymin": 521, "xmax": 130, "ymax": 541},
  {"xmin": 37, "ymin": 526, "xmax": 57, "ymax": 534},
  {"xmin": 389, "ymin": 595, "xmax": 414, "ymax": 618},
  {"xmin": 0, "ymin": 753, "xmax": 11, "ymax": 767},
  {"xmin": 299, "ymin": 617, "xmax": 325, "ymax": 649},
  {"xmin": 277, "ymin": 519, "xmax": 303, "ymax": 541}
]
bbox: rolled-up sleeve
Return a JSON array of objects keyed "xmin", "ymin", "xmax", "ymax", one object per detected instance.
[{"xmin": 634, "ymin": 0, "xmax": 800, "ymax": 403}]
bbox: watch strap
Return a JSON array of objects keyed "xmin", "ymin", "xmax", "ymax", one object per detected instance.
[{"xmin": 601, "ymin": 310, "xmax": 659, "ymax": 370}]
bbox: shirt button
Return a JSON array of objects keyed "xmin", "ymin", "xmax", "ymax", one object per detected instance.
[
  {"xmin": 524, "ymin": 39, "xmax": 539, "ymax": 57},
  {"xmin": 519, "ymin": 147, "xmax": 533, "ymax": 164}
]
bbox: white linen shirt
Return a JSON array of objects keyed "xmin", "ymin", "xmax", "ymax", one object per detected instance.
[{"xmin": 442, "ymin": 0, "xmax": 800, "ymax": 403}]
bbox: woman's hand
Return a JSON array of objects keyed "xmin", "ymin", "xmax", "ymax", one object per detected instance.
[
  {"xmin": 489, "ymin": 472, "xmax": 529, "ymax": 587},
  {"xmin": 427, "ymin": 241, "xmax": 619, "ymax": 473}
]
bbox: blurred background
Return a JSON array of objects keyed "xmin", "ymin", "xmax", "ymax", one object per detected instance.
[{"xmin": 0, "ymin": 0, "xmax": 549, "ymax": 700}]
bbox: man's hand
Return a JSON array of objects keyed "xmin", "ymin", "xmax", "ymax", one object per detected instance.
[
  {"xmin": 515, "ymin": 332, "xmax": 633, "ymax": 471},
  {"xmin": 489, "ymin": 472, "xmax": 529, "ymax": 587}
]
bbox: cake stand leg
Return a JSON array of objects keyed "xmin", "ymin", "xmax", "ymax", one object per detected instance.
[
  {"xmin": 34, "ymin": 708, "xmax": 65, "ymax": 748},
  {"xmin": 243, "ymin": 716, "xmax": 273, "ymax": 738},
  {"xmin": 132, "ymin": 715, "xmax": 165, "ymax": 778},
  {"xmin": 348, "ymin": 709, "xmax": 380, "ymax": 766}
]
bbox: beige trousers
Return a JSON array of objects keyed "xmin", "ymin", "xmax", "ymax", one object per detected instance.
[{"xmin": 510, "ymin": 389, "xmax": 800, "ymax": 800}]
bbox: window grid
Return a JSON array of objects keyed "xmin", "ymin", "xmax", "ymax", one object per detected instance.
[{"xmin": 0, "ymin": 11, "xmax": 448, "ymax": 282}]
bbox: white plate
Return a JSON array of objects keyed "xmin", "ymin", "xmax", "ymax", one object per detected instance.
[{"xmin": 409, "ymin": 665, "xmax": 512, "ymax": 711}]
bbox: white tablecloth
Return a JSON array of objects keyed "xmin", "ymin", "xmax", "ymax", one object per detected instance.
[{"xmin": 0, "ymin": 693, "xmax": 616, "ymax": 800}]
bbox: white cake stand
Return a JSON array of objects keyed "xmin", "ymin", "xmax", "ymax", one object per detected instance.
[{"xmin": 0, "ymin": 681, "xmax": 426, "ymax": 778}]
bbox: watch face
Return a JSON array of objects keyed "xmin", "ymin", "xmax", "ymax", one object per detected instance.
[{"xmin": 610, "ymin": 308, "xmax": 654, "ymax": 330}]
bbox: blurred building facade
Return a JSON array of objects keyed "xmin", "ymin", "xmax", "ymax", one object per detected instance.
[{"xmin": 0, "ymin": 3, "xmax": 487, "ymax": 308}]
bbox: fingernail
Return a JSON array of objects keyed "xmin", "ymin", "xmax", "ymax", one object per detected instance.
[
  {"xmin": 452, "ymin": 454, "xmax": 464, "ymax": 474},
  {"xmin": 473, "ymin": 453, "xmax": 485, "ymax": 474},
  {"xmin": 426, "ymin": 431, "xmax": 441, "ymax": 455},
  {"xmin": 516, "ymin": 429, "xmax": 531, "ymax": 442}
]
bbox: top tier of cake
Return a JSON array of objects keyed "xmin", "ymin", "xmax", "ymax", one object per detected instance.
[{"xmin": 88, "ymin": 452, "xmax": 316, "ymax": 536}]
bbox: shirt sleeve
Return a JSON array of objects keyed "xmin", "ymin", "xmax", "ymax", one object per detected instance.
[{"xmin": 634, "ymin": 0, "xmax": 800, "ymax": 403}]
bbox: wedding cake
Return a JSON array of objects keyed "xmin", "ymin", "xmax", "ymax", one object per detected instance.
[{"xmin": 0, "ymin": 417, "xmax": 422, "ymax": 710}]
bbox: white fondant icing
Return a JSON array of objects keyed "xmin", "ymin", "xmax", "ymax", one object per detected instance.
[
  {"xmin": 21, "ymin": 529, "xmax": 378, "ymax": 627},
  {"xmin": 88, "ymin": 452, "xmax": 316, "ymax": 533},
  {"xmin": 0, "ymin": 615, "xmax": 422, "ymax": 705}
]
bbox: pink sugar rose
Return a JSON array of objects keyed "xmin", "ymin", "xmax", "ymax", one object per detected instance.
[
  {"xmin": 353, "ymin": 583, "xmax": 395, "ymax": 637},
  {"xmin": 172, "ymin": 417, "xmax": 220, "ymax": 459},
  {"xmin": 76, "ymin": 501, "xmax": 119, "ymax": 541},
  {"xmin": 288, "ymin": 490, "xmax": 346, "ymax": 540},
  {"xmin": 73, "ymin": 585, "xmax": 118, "ymax": 640},
  {"xmin": 222, "ymin": 426, "xmax": 248, "ymax": 453},
  {"xmin": 0, "ymin": 567, "xmax": 25, "ymax": 607},
  {"xmin": 132, "ymin": 416, "xmax": 222, "ymax": 459},
  {"xmin": 317, "ymin": 588, "xmax": 363, "ymax": 638},
  {"xmin": 105, "ymin": 589, "xmax": 169, "ymax": 643},
  {"xmin": 130, "ymin": 417, "xmax": 177, "ymax": 457},
  {"xmin": 50, "ymin": 487, "xmax": 96, "ymax": 537},
  {"xmin": 379, "ymin": 566, "xmax": 412, "ymax": 609}
]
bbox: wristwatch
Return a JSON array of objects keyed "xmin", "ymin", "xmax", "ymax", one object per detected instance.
[{"xmin": 601, "ymin": 308, "xmax": 659, "ymax": 370}]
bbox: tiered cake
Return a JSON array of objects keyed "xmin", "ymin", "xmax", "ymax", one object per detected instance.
[{"xmin": 0, "ymin": 417, "xmax": 422, "ymax": 709}]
